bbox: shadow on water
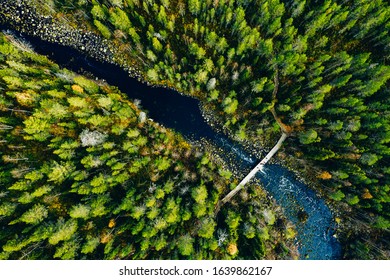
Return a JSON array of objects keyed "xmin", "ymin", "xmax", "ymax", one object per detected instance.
[{"xmin": 1, "ymin": 27, "xmax": 342, "ymax": 259}]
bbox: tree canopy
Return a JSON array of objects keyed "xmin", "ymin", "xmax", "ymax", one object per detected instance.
[
  {"xmin": 1, "ymin": 0, "xmax": 390, "ymax": 259},
  {"xmin": 0, "ymin": 32, "xmax": 296, "ymax": 260}
]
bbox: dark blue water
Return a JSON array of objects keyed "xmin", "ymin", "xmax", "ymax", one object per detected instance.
[
  {"xmin": 258, "ymin": 165, "xmax": 340, "ymax": 259},
  {"xmin": 1, "ymin": 27, "xmax": 342, "ymax": 259}
]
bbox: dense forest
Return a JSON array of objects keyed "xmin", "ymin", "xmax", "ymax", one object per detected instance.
[
  {"xmin": 1, "ymin": 0, "xmax": 389, "ymax": 259},
  {"xmin": 0, "ymin": 31, "xmax": 297, "ymax": 259}
]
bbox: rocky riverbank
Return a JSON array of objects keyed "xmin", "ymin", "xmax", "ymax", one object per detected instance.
[
  {"xmin": 0, "ymin": 1, "xmax": 244, "ymax": 142},
  {"xmin": 0, "ymin": 0, "xmax": 116, "ymax": 62}
]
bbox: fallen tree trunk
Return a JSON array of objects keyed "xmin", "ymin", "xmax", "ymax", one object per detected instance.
[{"xmin": 215, "ymin": 132, "xmax": 288, "ymax": 213}]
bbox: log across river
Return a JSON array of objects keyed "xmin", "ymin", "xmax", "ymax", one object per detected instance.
[
  {"xmin": 219, "ymin": 133, "xmax": 288, "ymax": 207},
  {"xmin": 0, "ymin": 26, "xmax": 342, "ymax": 259}
]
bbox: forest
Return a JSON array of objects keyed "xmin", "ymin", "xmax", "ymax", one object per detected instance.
[
  {"xmin": 0, "ymin": 31, "xmax": 297, "ymax": 259},
  {"xmin": 1, "ymin": 0, "xmax": 389, "ymax": 259}
]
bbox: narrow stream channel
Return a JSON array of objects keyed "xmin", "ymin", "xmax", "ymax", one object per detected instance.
[{"xmin": 1, "ymin": 27, "xmax": 342, "ymax": 259}]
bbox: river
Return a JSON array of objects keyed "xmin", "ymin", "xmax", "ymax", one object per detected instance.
[{"xmin": 0, "ymin": 26, "xmax": 342, "ymax": 259}]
